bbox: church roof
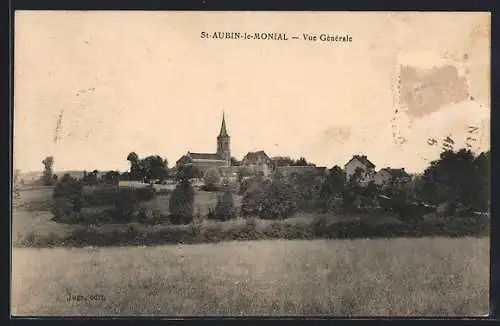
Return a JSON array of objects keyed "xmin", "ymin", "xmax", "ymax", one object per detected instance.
[
  {"xmin": 218, "ymin": 112, "xmax": 229, "ymax": 137},
  {"xmin": 188, "ymin": 152, "xmax": 221, "ymax": 160}
]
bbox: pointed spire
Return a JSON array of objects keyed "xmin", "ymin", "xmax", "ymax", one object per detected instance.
[{"xmin": 218, "ymin": 110, "xmax": 228, "ymax": 137}]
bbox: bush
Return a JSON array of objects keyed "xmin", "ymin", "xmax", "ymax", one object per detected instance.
[
  {"xmin": 312, "ymin": 217, "xmax": 329, "ymax": 237},
  {"xmin": 53, "ymin": 175, "xmax": 83, "ymax": 199},
  {"xmin": 113, "ymin": 191, "xmax": 139, "ymax": 222},
  {"xmin": 241, "ymin": 179, "xmax": 298, "ymax": 219},
  {"xmin": 207, "ymin": 207, "xmax": 217, "ymax": 220},
  {"xmin": 203, "ymin": 168, "xmax": 221, "ymax": 191},
  {"xmin": 226, "ymin": 217, "xmax": 263, "ymax": 241},
  {"xmin": 169, "ymin": 180, "xmax": 195, "ymax": 224},
  {"xmin": 134, "ymin": 185, "xmax": 157, "ymax": 201},
  {"xmin": 81, "ymin": 186, "xmax": 118, "ymax": 206},
  {"xmin": 52, "ymin": 198, "xmax": 84, "ymax": 223},
  {"xmin": 214, "ymin": 191, "xmax": 235, "ymax": 221},
  {"xmin": 157, "ymin": 188, "xmax": 171, "ymax": 196},
  {"xmin": 52, "ymin": 174, "xmax": 84, "ymax": 222},
  {"xmin": 288, "ymin": 171, "xmax": 323, "ymax": 212},
  {"xmin": 188, "ymin": 217, "xmax": 203, "ymax": 238},
  {"xmin": 239, "ymin": 175, "xmax": 265, "ymax": 195}
]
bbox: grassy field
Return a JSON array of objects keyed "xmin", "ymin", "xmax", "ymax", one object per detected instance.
[
  {"xmin": 12, "ymin": 238, "xmax": 488, "ymax": 316},
  {"xmin": 11, "ymin": 186, "xmax": 490, "ymax": 316}
]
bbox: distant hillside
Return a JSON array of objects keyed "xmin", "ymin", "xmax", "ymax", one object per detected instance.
[{"xmin": 17, "ymin": 170, "xmax": 124, "ymax": 184}]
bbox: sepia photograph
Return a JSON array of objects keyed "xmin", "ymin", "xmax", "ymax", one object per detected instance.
[{"xmin": 12, "ymin": 11, "xmax": 490, "ymax": 316}]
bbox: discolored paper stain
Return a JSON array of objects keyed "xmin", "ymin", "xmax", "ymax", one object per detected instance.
[
  {"xmin": 322, "ymin": 126, "xmax": 351, "ymax": 144},
  {"xmin": 53, "ymin": 109, "xmax": 64, "ymax": 143},
  {"xmin": 398, "ymin": 64, "xmax": 470, "ymax": 119}
]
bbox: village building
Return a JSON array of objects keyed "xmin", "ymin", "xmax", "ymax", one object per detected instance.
[
  {"xmin": 240, "ymin": 150, "xmax": 273, "ymax": 177},
  {"xmin": 374, "ymin": 168, "xmax": 411, "ymax": 187},
  {"xmin": 175, "ymin": 112, "xmax": 232, "ymax": 176},
  {"xmin": 343, "ymin": 154, "xmax": 376, "ymax": 185}
]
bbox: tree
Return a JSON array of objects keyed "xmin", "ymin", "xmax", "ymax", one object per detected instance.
[
  {"xmin": 141, "ymin": 155, "xmax": 168, "ymax": 182},
  {"xmin": 214, "ymin": 191, "xmax": 235, "ymax": 221},
  {"xmin": 127, "ymin": 152, "xmax": 139, "ymax": 163},
  {"xmin": 120, "ymin": 171, "xmax": 131, "ymax": 181},
  {"xmin": 103, "ymin": 171, "xmax": 121, "ymax": 185},
  {"xmin": 470, "ymin": 151, "xmax": 490, "ymax": 211},
  {"xmin": 288, "ymin": 169, "xmax": 323, "ymax": 212},
  {"xmin": 239, "ymin": 174, "xmax": 264, "ymax": 196},
  {"xmin": 420, "ymin": 148, "xmax": 489, "ymax": 214},
  {"xmin": 341, "ymin": 167, "xmax": 364, "ymax": 210},
  {"xmin": 42, "ymin": 156, "xmax": 55, "ymax": 186},
  {"xmin": 360, "ymin": 181, "xmax": 381, "ymax": 208},
  {"xmin": 82, "ymin": 170, "xmax": 99, "ymax": 185},
  {"xmin": 271, "ymin": 156, "xmax": 295, "ymax": 168},
  {"xmin": 241, "ymin": 178, "xmax": 298, "ymax": 219},
  {"xmin": 52, "ymin": 173, "xmax": 84, "ymax": 221},
  {"xmin": 127, "ymin": 152, "xmax": 169, "ymax": 182},
  {"xmin": 13, "ymin": 169, "xmax": 22, "ymax": 202},
  {"xmin": 176, "ymin": 165, "xmax": 200, "ymax": 182},
  {"xmin": 114, "ymin": 190, "xmax": 139, "ymax": 221},
  {"xmin": 319, "ymin": 165, "xmax": 347, "ymax": 212},
  {"xmin": 272, "ymin": 156, "xmax": 314, "ymax": 167},
  {"xmin": 13, "ymin": 169, "xmax": 21, "ymax": 185},
  {"xmin": 127, "ymin": 152, "xmax": 140, "ymax": 180},
  {"xmin": 421, "ymin": 149, "xmax": 472, "ymax": 206},
  {"xmin": 295, "ymin": 157, "xmax": 308, "ymax": 166},
  {"xmin": 169, "ymin": 179, "xmax": 195, "ymax": 224},
  {"xmin": 203, "ymin": 168, "xmax": 221, "ymax": 191}
]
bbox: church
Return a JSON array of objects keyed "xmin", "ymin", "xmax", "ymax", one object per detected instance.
[{"xmin": 175, "ymin": 112, "xmax": 232, "ymax": 176}]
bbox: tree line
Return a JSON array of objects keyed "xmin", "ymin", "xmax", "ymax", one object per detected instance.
[
  {"xmin": 45, "ymin": 145, "xmax": 490, "ymax": 227},
  {"xmin": 159, "ymin": 147, "xmax": 490, "ymax": 223}
]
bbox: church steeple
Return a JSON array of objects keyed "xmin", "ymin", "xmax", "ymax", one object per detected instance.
[
  {"xmin": 219, "ymin": 111, "xmax": 229, "ymax": 137},
  {"xmin": 217, "ymin": 110, "xmax": 230, "ymax": 165}
]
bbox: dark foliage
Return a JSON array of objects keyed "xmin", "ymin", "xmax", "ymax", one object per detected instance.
[
  {"xmin": 127, "ymin": 152, "xmax": 169, "ymax": 182},
  {"xmin": 134, "ymin": 185, "xmax": 157, "ymax": 201},
  {"xmin": 52, "ymin": 174, "xmax": 84, "ymax": 221},
  {"xmin": 203, "ymin": 168, "xmax": 221, "ymax": 192},
  {"xmin": 421, "ymin": 149, "xmax": 490, "ymax": 212},
  {"xmin": 318, "ymin": 165, "xmax": 346, "ymax": 212},
  {"xmin": 113, "ymin": 191, "xmax": 139, "ymax": 222},
  {"xmin": 214, "ymin": 191, "xmax": 235, "ymax": 221},
  {"xmin": 102, "ymin": 171, "xmax": 121, "ymax": 185},
  {"xmin": 42, "ymin": 156, "xmax": 55, "ymax": 186},
  {"xmin": 169, "ymin": 180, "xmax": 195, "ymax": 224},
  {"xmin": 288, "ymin": 170, "xmax": 324, "ymax": 212},
  {"xmin": 22, "ymin": 213, "xmax": 489, "ymax": 248},
  {"xmin": 241, "ymin": 179, "xmax": 298, "ymax": 219},
  {"xmin": 81, "ymin": 186, "xmax": 119, "ymax": 206},
  {"xmin": 176, "ymin": 165, "xmax": 201, "ymax": 181}
]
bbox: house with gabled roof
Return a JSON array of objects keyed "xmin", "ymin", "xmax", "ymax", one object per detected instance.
[
  {"xmin": 241, "ymin": 150, "xmax": 273, "ymax": 176},
  {"xmin": 343, "ymin": 154, "xmax": 376, "ymax": 185},
  {"xmin": 374, "ymin": 167, "xmax": 410, "ymax": 187}
]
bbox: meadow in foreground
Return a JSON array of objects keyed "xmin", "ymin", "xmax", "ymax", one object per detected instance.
[{"xmin": 12, "ymin": 238, "xmax": 489, "ymax": 316}]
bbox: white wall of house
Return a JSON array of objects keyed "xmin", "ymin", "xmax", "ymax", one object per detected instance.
[
  {"xmin": 241, "ymin": 154, "xmax": 272, "ymax": 177},
  {"xmin": 344, "ymin": 158, "xmax": 375, "ymax": 184},
  {"xmin": 374, "ymin": 170, "xmax": 391, "ymax": 186},
  {"xmin": 242, "ymin": 163, "xmax": 271, "ymax": 176}
]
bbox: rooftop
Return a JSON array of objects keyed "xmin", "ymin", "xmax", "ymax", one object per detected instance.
[{"xmin": 345, "ymin": 155, "xmax": 376, "ymax": 169}]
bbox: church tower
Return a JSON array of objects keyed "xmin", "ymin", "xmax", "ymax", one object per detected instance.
[{"xmin": 217, "ymin": 111, "xmax": 231, "ymax": 165}]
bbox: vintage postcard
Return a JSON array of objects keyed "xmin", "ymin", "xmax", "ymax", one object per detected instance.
[{"xmin": 12, "ymin": 11, "xmax": 490, "ymax": 316}]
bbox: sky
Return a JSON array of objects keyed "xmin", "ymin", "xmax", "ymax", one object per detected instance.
[{"xmin": 13, "ymin": 11, "xmax": 490, "ymax": 174}]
